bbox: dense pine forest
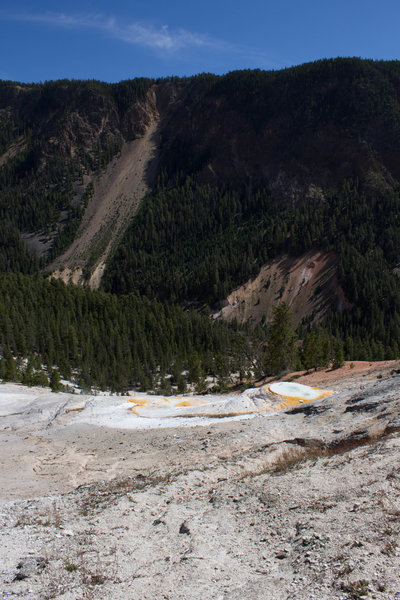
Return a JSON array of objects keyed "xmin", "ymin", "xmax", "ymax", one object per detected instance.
[
  {"xmin": 2, "ymin": 58, "xmax": 400, "ymax": 390},
  {"xmin": 0, "ymin": 274, "xmax": 265, "ymax": 392}
]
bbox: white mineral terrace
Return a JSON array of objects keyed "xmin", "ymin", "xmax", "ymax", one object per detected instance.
[{"xmin": 0, "ymin": 381, "xmax": 333, "ymax": 431}]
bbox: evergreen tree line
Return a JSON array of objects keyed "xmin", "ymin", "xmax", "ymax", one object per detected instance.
[
  {"xmin": 0, "ymin": 273, "xmax": 348, "ymax": 391},
  {"xmin": 2, "ymin": 59, "xmax": 400, "ymax": 385},
  {"xmin": 0, "ymin": 273, "xmax": 263, "ymax": 392}
]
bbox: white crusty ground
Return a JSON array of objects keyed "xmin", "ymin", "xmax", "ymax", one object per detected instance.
[{"xmin": 0, "ymin": 368, "xmax": 400, "ymax": 600}]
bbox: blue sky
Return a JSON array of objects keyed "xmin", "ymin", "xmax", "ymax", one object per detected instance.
[{"xmin": 1, "ymin": 0, "xmax": 400, "ymax": 82}]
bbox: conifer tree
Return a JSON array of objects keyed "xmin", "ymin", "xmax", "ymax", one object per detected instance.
[
  {"xmin": 265, "ymin": 303, "xmax": 297, "ymax": 376},
  {"xmin": 332, "ymin": 345, "xmax": 345, "ymax": 370},
  {"xmin": 50, "ymin": 368, "xmax": 63, "ymax": 392},
  {"xmin": 2, "ymin": 350, "xmax": 19, "ymax": 381}
]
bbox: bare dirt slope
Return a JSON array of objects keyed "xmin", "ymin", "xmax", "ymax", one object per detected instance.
[
  {"xmin": 1, "ymin": 362, "xmax": 400, "ymax": 599},
  {"xmin": 49, "ymin": 108, "xmax": 159, "ymax": 288},
  {"xmin": 215, "ymin": 251, "xmax": 351, "ymax": 327},
  {"xmin": 0, "ymin": 136, "xmax": 26, "ymax": 167}
]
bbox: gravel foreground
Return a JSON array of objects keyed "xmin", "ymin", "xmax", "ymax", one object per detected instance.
[{"xmin": 1, "ymin": 363, "xmax": 400, "ymax": 600}]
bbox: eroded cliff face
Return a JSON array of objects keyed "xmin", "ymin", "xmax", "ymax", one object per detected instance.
[{"xmin": 213, "ymin": 251, "xmax": 348, "ymax": 327}]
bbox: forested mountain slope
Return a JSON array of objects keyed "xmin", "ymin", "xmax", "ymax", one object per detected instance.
[
  {"xmin": 0, "ymin": 76, "xmax": 160, "ymax": 276},
  {"xmin": 2, "ymin": 58, "xmax": 400, "ymax": 280},
  {"xmin": 102, "ymin": 59, "xmax": 400, "ymax": 360},
  {"xmin": 2, "ymin": 58, "xmax": 400, "ymax": 384}
]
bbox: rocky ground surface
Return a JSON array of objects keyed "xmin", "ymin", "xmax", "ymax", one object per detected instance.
[{"xmin": 1, "ymin": 362, "xmax": 400, "ymax": 599}]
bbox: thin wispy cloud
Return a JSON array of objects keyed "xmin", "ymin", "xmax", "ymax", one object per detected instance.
[{"xmin": 0, "ymin": 11, "xmax": 224, "ymax": 54}]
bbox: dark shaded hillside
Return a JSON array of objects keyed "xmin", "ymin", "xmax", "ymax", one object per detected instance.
[{"xmin": 157, "ymin": 59, "xmax": 400, "ymax": 194}]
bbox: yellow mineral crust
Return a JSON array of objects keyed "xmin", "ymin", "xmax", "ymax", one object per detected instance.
[
  {"xmin": 176, "ymin": 399, "xmax": 207, "ymax": 407},
  {"xmin": 127, "ymin": 398, "xmax": 148, "ymax": 405},
  {"xmin": 124, "ymin": 381, "xmax": 333, "ymax": 421}
]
